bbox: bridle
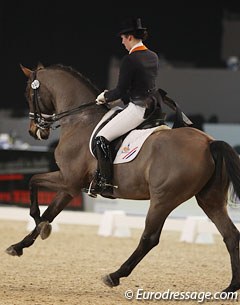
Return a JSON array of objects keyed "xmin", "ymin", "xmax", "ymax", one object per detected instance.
[{"xmin": 29, "ymin": 71, "xmax": 96, "ymax": 130}]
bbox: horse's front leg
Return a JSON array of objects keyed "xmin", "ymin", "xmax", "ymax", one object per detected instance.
[
  {"xmin": 5, "ymin": 191, "xmax": 73, "ymax": 256},
  {"xmin": 102, "ymin": 202, "xmax": 172, "ymax": 287},
  {"xmin": 28, "ymin": 171, "xmax": 62, "ymax": 225},
  {"xmin": 5, "ymin": 227, "xmax": 40, "ymax": 256},
  {"xmin": 38, "ymin": 190, "xmax": 73, "ymax": 239},
  {"xmin": 28, "ymin": 171, "xmax": 71, "ymax": 239},
  {"xmin": 29, "ymin": 181, "xmax": 41, "ymax": 226},
  {"xmin": 28, "ymin": 171, "xmax": 73, "ymax": 239},
  {"xmin": 5, "ymin": 171, "xmax": 73, "ymax": 256}
]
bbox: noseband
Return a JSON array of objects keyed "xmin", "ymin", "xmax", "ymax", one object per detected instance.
[{"xmin": 29, "ymin": 72, "xmax": 96, "ymax": 130}]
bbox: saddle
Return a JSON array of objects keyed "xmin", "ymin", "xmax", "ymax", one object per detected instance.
[{"xmin": 90, "ymin": 106, "xmax": 166, "ymax": 162}]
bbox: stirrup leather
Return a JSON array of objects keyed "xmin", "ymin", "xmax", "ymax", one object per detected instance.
[{"xmin": 86, "ymin": 180, "xmax": 98, "ymax": 198}]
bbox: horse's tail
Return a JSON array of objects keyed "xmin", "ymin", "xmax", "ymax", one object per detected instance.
[{"xmin": 210, "ymin": 140, "xmax": 240, "ymax": 202}]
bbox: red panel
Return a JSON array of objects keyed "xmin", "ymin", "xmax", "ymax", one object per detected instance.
[{"xmin": 0, "ymin": 174, "xmax": 24, "ymax": 181}]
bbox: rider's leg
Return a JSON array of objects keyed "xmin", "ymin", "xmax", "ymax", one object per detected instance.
[
  {"xmin": 86, "ymin": 136, "xmax": 114, "ymax": 197},
  {"xmin": 95, "ymin": 136, "xmax": 114, "ymax": 190},
  {"xmin": 87, "ymin": 103, "xmax": 145, "ymax": 197},
  {"xmin": 97, "ymin": 102, "xmax": 145, "ymax": 141}
]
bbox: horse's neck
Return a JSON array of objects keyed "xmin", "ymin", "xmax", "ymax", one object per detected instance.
[
  {"xmin": 59, "ymin": 105, "xmax": 108, "ymax": 141},
  {"xmin": 45, "ymin": 69, "xmax": 108, "ymax": 138},
  {"xmin": 55, "ymin": 88, "xmax": 94, "ymax": 113}
]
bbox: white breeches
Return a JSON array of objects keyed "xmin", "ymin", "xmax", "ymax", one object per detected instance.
[{"xmin": 96, "ymin": 102, "xmax": 146, "ymax": 141}]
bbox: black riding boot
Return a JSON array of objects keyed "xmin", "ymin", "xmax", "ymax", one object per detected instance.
[{"xmin": 88, "ymin": 136, "xmax": 116, "ymax": 198}]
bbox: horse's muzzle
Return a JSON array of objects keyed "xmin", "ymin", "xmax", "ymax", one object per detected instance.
[{"xmin": 29, "ymin": 122, "xmax": 50, "ymax": 140}]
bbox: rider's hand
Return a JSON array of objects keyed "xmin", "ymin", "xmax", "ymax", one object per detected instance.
[{"xmin": 96, "ymin": 90, "xmax": 107, "ymax": 105}]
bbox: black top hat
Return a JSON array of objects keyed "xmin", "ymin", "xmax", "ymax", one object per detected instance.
[{"xmin": 118, "ymin": 17, "xmax": 147, "ymax": 36}]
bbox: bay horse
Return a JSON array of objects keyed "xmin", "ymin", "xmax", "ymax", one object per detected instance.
[{"xmin": 6, "ymin": 63, "xmax": 240, "ymax": 293}]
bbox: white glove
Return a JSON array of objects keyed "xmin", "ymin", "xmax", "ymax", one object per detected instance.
[{"xmin": 96, "ymin": 90, "xmax": 107, "ymax": 105}]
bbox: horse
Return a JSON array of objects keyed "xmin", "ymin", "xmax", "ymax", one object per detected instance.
[{"xmin": 6, "ymin": 63, "xmax": 240, "ymax": 293}]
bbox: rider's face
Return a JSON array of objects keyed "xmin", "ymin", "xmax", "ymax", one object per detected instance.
[{"xmin": 121, "ymin": 34, "xmax": 132, "ymax": 52}]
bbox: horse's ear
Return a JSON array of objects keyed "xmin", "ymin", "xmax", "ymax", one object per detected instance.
[
  {"xmin": 37, "ymin": 62, "xmax": 44, "ymax": 70},
  {"xmin": 20, "ymin": 63, "xmax": 33, "ymax": 78}
]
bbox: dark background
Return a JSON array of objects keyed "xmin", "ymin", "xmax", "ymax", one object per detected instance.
[{"xmin": 1, "ymin": 1, "xmax": 240, "ymax": 113}]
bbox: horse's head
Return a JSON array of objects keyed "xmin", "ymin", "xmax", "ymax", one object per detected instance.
[
  {"xmin": 21, "ymin": 63, "xmax": 55, "ymax": 140},
  {"xmin": 21, "ymin": 62, "xmax": 103, "ymax": 141}
]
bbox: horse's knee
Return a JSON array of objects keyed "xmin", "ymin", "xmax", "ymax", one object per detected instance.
[
  {"xmin": 141, "ymin": 233, "xmax": 160, "ymax": 249},
  {"xmin": 30, "ymin": 209, "xmax": 38, "ymax": 219}
]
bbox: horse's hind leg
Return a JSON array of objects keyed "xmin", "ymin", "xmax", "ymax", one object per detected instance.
[
  {"xmin": 102, "ymin": 199, "xmax": 175, "ymax": 287},
  {"xmin": 196, "ymin": 192, "xmax": 240, "ymax": 292}
]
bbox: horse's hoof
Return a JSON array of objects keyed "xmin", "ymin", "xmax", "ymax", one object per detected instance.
[
  {"xmin": 102, "ymin": 274, "xmax": 120, "ymax": 287},
  {"xmin": 5, "ymin": 246, "xmax": 23, "ymax": 257},
  {"xmin": 222, "ymin": 283, "xmax": 240, "ymax": 292},
  {"xmin": 38, "ymin": 221, "xmax": 52, "ymax": 240}
]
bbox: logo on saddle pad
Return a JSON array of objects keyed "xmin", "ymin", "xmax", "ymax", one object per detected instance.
[
  {"xmin": 89, "ymin": 107, "xmax": 170, "ymax": 164},
  {"xmin": 117, "ymin": 143, "xmax": 138, "ymax": 161}
]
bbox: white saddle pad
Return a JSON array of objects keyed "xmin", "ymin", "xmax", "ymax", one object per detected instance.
[
  {"xmin": 114, "ymin": 125, "xmax": 170, "ymax": 164},
  {"xmin": 89, "ymin": 106, "xmax": 170, "ymax": 164}
]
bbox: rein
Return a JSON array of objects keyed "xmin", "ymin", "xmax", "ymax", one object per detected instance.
[
  {"xmin": 30, "ymin": 74, "xmax": 96, "ymax": 129},
  {"xmin": 29, "ymin": 101, "xmax": 96, "ymax": 129}
]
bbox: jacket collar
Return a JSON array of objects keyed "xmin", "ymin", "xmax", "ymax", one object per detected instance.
[
  {"xmin": 130, "ymin": 45, "xmax": 148, "ymax": 53},
  {"xmin": 129, "ymin": 41, "xmax": 147, "ymax": 54}
]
